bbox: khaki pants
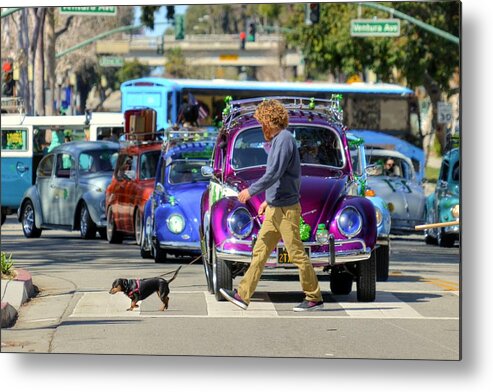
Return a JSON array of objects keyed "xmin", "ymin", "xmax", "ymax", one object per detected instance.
[{"xmin": 238, "ymin": 203, "xmax": 322, "ymax": 304}]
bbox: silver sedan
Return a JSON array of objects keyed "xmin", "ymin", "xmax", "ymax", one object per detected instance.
[{"xmin": 18, "ymin": 141, "xmax": 119, "ymax": 239}]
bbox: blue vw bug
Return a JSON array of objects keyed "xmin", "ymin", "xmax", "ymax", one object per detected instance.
[
  {"xmin": 140, "ymin": 134, "xmax": 214, "ymax": 263},
  {"xmin": 348, "ymin": 134, "xmax": 392, "ymax": 281}
]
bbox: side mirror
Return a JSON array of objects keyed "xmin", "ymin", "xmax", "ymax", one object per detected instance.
[
  {"xmin": 201, "ymin": 166, "xmax": 214, "ymax": 178},
  {"xmin": 155, "ymin": 182, "xmax": 165, "ymax": 195}
]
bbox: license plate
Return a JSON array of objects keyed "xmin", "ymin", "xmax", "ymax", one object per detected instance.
[{"xmin": 277, "ymin": 246, "xmax": 311, "ymax": 264}]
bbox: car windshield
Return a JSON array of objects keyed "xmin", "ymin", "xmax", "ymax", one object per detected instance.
[
  {"xmin": 232, "ymin": 125, "xmax": 344, "ymax": 170},
  {"xmin": 365, "ymin": 154, "xmax": 414, "ymax": 180},
  {"xmin": 168, "ymin": 160, "xmax": 210, "ymax": 184},
  {"xmin": 140, "ymin": 150, "xmax": 161, "ymax": 180},
  {"xmin": 79, "ymin": 149, "xmax": 118, "ymax": 175}
]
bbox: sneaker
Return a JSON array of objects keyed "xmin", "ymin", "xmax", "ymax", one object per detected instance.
[
  {"xmin": 219, "ymin": 288, "xmax": 248, "ymax": 310},
  {"xmin": 293, "ymin": 300, "xmax": 324, "ymax": 312}
]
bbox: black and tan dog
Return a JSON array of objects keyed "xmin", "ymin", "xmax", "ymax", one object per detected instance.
[{"xmin": 109, "ymin": 267, "xmax": 181, "ymax": 311}]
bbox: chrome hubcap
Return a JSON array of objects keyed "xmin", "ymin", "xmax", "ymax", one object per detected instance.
[
  {"xmin": 23, "ymin": 205, "xmax": 34, "ymax": 234},
  {"xmin": 81, "ymin": 207, "xmax": 88, "ymax": 235}
]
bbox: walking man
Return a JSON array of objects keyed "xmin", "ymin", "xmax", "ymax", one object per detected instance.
[{"xmin": 220, "ymin": 99, "xmax": 323, "ymax": 312}]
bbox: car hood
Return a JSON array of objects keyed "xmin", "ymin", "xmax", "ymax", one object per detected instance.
[
  {"xmin": 169, "ymin": 182, "xmax": 209, "ymax": 220},
  {"xmin": 228, "ymin": 170, "xmax": 348, "ymax": 228}
]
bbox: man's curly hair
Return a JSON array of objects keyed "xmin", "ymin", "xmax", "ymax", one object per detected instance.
[{"xmin": 254, "ymin": 99, "xmax": 289, "ymax": 134}]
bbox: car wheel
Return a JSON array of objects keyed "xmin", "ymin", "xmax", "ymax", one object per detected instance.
[
  {"xmin": 106, "ymin": 207, "xmax": 123, "ymax": 244},
  {"xmin": 1, "ymin": 213, "xmax": 6, "ymax": 225},
  {"xmin": 21, "ymin": 201, "xmax": 42, "ymax": 238},
  {"xmin": 202, "ymin": 230, "xmax": 214, "ymax": 294},
  {"xmin": 376, "ymin": 244, "xmax": 390, "ymax": 282},
  {"xmin": 134, "ymin": 209, "xmax": 142, "ymax": 246},
  {"xmin": 356, "ymin": 249, "xmax": 376, "ymax": 302},
  {"xmin": 212, "ymin": 242, "xmax": 232, "ymax": 301},
  {"xmin": 424, "ymin": 207, "xmax": 437, "ymax": 245},
  {"xmin": 153, "ymin": 243, "xmax": 167, "ymax": 263},
  {"xmin": 437, "ymin": 229, "xmax": 455, "ymax": 248},
  {"xmin": 98, "ymin": 228, "xmax": 107, "ymax": 240},
  {"xmin": 80, "ymin": 202, "xmax": 97, "ymax": 239},
  {"xmin": 330, "ymin": 268, "xmax": 353, "ymax": 295},
  {"xmin": 140, "ymin": 223, "xmax": 152, "ymax": 259}
]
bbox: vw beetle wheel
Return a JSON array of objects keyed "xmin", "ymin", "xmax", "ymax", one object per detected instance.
[
  {"xmin": 212, "ymin": 242, "xmax": 232, "ymax": 301},
  {"xmin": 21, "ymin": 201, "xmax": 42, "ymax": 238},
  {"xmin": 437, "ymin": 229, "xmax": 455, "ymax": 248},
  {"xmin": 140, "ymin": 224, "xmax": 152, "ymax": 259},
  {"xmin": 134, "ymin": 209, "xmax": 142, "ymax": 246},
  {"xmin": 356, "ymin": 250, "xmax": 376, "ymax": 302},
  {"xmin": 202, "ymin": 231, "xmax": 214, "ymax": 294},
  {"xmin": 376, "ymin": 244, "xmax": 390, "ymax": 282},
  {"xmin": 107, "ymin": 207, "xmax": 123, "ymax": 244},
  {"xmin": 80, "ymin": 202, "xmax": 97, "ymax": 239}
]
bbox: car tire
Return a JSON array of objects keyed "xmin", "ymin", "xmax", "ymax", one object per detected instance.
[
  {"xmin": 140, "ymin": 225, "xmax": 152, "ymax": 259},
  {"xmin": 80, "ymin": 202, "xmax": 97, "ymax": 239},
  {"xmin": 1, "ymin": 213, "xmax": 6, "ymax": 226},
  {"xmin": 376, "ymin": 244, "xmax": 390, "ymax": 282},
  {"xmin": 202, "ymin": 230, "xmax": 214, "ymax": 294},
  {"xmin": 437, "ymin": 229, "xmax": 455, "ymax": 248},
  {"xmin": 330, "ymin": 268, "xmax": 353, "ymax": 295},
  {"xmin": 98, "ymin": 228, "xmax": 107, "ymax": 240},
  {"xmin": 424, "ymin": 207, "xmax": 437, "ymax": 245},
  {"xmin": 153, "ymin": 244, "xmax": 167, "ymax": 263},
  {"xmin": 106, "ymin": 207, "xmax": 123, "ymax": 244},
  {"xmin": 134, "ymin": 209, "xmax": 142, "ymax": 246},
  {"xmin": 356, "ymin": 249, "xmax": 376, "ymax": 302},
  {"xmin": 212, "ymin": 242, "xmax": 232, "ymax": 301},
  {"xmin": 21, "ymin": 201, "xmax": 42, "ymax": 238}
]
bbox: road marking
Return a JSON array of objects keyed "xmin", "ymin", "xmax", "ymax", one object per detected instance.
[
  {"xmin": 334, "ymin": 292, "xmax": 422, "ymax": 318},
  {"xmin": 204, "ymin": 292, "xmax": 278, "ymax": 318},
  {"xmin": 67, "ymin": 290, "xmax": 459, "ymax": 320}
]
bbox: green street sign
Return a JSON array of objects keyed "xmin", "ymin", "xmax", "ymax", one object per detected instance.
[
  {"xmin": 59, "ymin": 6, "xmax": 117, "ymax": 16},
  {"xmin": 351, "ymin": 19, "xmax": 401, "ymax": 37},
  {"xmin": 99, "ymin": 56, "xmax": 124, "ymax": 67}
]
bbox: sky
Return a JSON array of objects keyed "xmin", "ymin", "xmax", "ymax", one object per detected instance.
[{"xmin": 133, "ymin": 5, "xmax": 188, "ymax": 37}]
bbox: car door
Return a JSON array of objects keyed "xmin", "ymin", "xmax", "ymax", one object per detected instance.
[
  {"xmin": 52, "ymin": 153, "xmax": 76, "ymax": 226},
  {"xmin": 36, "ymin": 154, "xmax": 56, "ymax": 224}
]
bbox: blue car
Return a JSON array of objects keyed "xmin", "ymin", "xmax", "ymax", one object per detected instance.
[
  {"xmin": 140, "ymin": 139, "xmax": 214, "ymax": 263},
  {"xmin": 348, "ymin": 134, "xmax": 391, "ymax": 281}
]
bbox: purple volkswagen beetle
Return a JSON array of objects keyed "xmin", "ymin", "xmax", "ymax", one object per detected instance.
[{"xmin": 200, "ymin": 97, "xmax": 377, "ymax": 302}]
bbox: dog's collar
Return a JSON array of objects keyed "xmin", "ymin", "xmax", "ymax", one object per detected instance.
[{"xmin": 127, "ymin": 280, "xmax": 141, "ymax": 299}]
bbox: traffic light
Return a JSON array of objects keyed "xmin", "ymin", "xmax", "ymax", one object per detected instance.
[
  {"xmin": 1, "ymin": 60, "xmax": 14, "ymax": 97},
  {"xmin": 239, "ymin": 31, "xmax": 246, "ymax": 50},
  {"xmin": 305, "ymin": 3, "xmax": 320, "ymax": 25},
  {"xmin": 247, "ymin": 23, "xmax": 256, "ymax": 42},
  {"xmin": 174, "ymin": 14, "xmax": 185, "ymax": 40},
  {"xmin": 166, "ymin": 5, "xmax": 175, "ymax": 21}
]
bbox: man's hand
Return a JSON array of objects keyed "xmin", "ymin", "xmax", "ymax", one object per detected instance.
[
  {"xmin": 238, "ymin": 189, "xmax": 251, "ymax": 204},
  {"xmin": 258, "ymin": 201, "xmax": 268, "ymax": 216}
]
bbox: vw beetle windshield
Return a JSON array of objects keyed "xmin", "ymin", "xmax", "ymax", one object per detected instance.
[
  {"xmin": 79, "ymin": 149, "xmax": 118, "ymax": 175},
  {"xmin": 232, "ymin": 126, "xmax": 344, "ymax": 170},
  {"xmin": 168, "ymin": 160, "xmax": 211, "ymax": 184}
]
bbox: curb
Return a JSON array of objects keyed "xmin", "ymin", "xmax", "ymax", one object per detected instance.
[{"xmin": 1, "ymin": 269, "xmax": 36, "ymax": 328}]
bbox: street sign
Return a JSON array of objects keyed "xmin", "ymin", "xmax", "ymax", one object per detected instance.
[
  {"xmin": 99, "ymin": 56, "xmax": 124, "ymax": 67},
  {"xmin": 437, "ymin": 102, "xmax": 453, "ymax": 124},
  {"xmin": 351, "ymin": 19, "xmax": 401, "ymax": 37},
  {"xmin": 60, "ymin": 6, "xmax": 117, "ymax": 16}
]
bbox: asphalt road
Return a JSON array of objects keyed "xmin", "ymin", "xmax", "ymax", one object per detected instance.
[{"xmin": 1, "ymin": 215, "xmax": 460, "ymax": 359}]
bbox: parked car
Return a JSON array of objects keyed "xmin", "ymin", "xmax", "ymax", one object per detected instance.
[
  {"xmin": 365, "ymin": 149, "xmax": 425, "ymax": 232},
  {"xmin": 105, "ymin": 142, "xmax": 162, "ymax": 245},
  {"xmin": 17, "ymin": 141, "xmax": 119, "ymax": 239},
  {"xmin": 200, "ymin": 97, "xmax": 378, "ymax": 302},
  {"xmin": 140, "ymin": 130, "xmax": 215, "ymax": 263},
  {"xmin": 348, "ymin": 134, "xmax": 391, "ymax": 281},
  {"xmin": 424, "ymin": 147, "xmax": 460, "ymax": 247}
]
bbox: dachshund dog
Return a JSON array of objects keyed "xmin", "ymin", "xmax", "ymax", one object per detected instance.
[{"xmin": 109, "ymin": 267, "xmax": 181, "ymax": 311}]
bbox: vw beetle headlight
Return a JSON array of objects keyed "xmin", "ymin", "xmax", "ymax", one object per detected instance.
[
  {"xmin": 337, "ymin": 206, "xmax": 363, "ymax": 238},
  {"xmin": 227, "ymin": 207, "xmax": 253, "ymax": 239},
  {"xmin": 167, "ymin": 213, "xmax": 185, "ymax": 234},
  {"xmin": 452, "ymin": 204, "xmax": 460, "ymax": 219},
  {"xmin": 375, "ymin": 206, "xmax": 383, "ymax": 226}
]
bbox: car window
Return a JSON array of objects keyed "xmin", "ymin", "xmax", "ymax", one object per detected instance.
[
  {"xmin": 55, "ymin": 153, "xmax": 75, "ymax": 178},
  {"xmin": 232, "ymin": 126, "xmax": 344, "ymax": 170},
  {"xmin": 79, "ymin": 149, "xmax": 118, "ymax": 176},
  {"xmin": 1, "ymin": 128, "xmax": 28, "ymax": 151},
  {"xmin": 115, "ymin": 154, "xmax": 138, "ymax": 181},
  {"xmin": 451, "ymin": 161, "xmax": 459, "ymax": 182},
  {"xmin": 37, "ymin": 154, "xmax": 54, "ymax": 178},
  {"xmin": 140, "ymin": 150, "xmax": 161, "ymax": 180},
  {"xmin": 169, "ymin": 160, "xmax": 210, "ymax": 184},
  {"xmin": 440, "ymin": 160, "xmax": 450, "ymax": 182},
  {"xmin": 365, "ymin": 155, "xmax": 412, "ymax": 179}
]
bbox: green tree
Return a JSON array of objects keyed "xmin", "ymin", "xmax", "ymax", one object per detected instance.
[
  {"xmin": 165, "ymin": 48, "xmax": 188, "ymax": 78},
  {"xmin": 115, "ymin": 60, "xmax": 151, "ymax": 84}
]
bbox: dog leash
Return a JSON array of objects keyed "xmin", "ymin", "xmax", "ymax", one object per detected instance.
[{"xmin": 157, "ymin": 208, "xmax": 318, "ymax": 278}]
